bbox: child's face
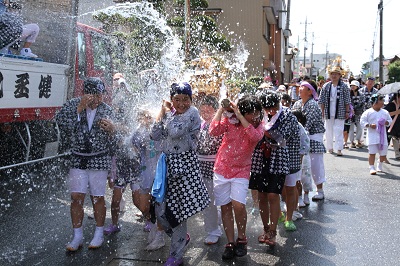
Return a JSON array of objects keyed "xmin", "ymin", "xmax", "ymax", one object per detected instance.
[
  {"xmin": 139, "ymin": 114, "xmax": 153, "ymax": 127},
  {"xmin": 199, "ymin": 104, "xmax": 216, "ymax": 122},
  {"xmin": 264, "ymin": 105, "xmax": 279, "ymax": 117},
  {"xmin": 171, "ymin": 94, "xmax": 191, "ymax": 114},
  {"xmin": 244, "ymin": 110, "xmax": 262, "ymax": 128},
  {"xmin": 281, "ymin": 99, "xmax": 291, "ymax": 108},
  {"xmin": 373, "ymin": 99, "xmax": 385, "ymax": 109}
]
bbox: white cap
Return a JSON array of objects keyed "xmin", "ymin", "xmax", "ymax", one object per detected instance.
[{"xmin": 350, "ymin": 80, "xmax": 360, "ymax": 88}]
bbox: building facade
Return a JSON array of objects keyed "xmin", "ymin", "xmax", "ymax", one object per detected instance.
[{"xmin": 206, "ymin": 0, "xmax": 289, "ymax": 83}]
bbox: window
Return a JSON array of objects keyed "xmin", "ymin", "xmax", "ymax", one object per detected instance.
[
  {"xmin": 77, "ymin": 32, "xmax": 86, "ymax": 78},
  {"xmin": 263, "ymin": 11, "xmax": 272, "ymax": 44}
]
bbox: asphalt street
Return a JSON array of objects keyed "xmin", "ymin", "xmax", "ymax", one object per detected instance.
[{"xmin": 0, "ymin": 145, "xmax": 399, "ymax": 266}]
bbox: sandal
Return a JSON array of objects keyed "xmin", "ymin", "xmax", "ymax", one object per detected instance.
[
  {"xmin": 222, "ymin": 242, "xmax": 236, "ymax": 260},
  {"xmin": 264, "ymin": 230, "xmax": 277, "ymax": 247},
  {"xmin": 258, "ymin": 225, "xmax": 270, "ymax": 243}
]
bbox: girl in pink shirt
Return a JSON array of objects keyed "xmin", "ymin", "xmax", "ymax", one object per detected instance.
[{"xmin": 209, "ymin": 95, "xmax": 264, "ymax": 260}]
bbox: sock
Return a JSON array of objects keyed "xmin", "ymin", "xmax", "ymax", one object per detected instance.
[
  {"xmin": 369, "ymin": 165, "xmax": 375, "ymax": 169},
  {"xmin": 89, "ymin": 226, "xmax": 104, "ymax": 247},
  {"xmin": 67, "ymin": 227, "xmax": 83, "ymax": 250},
  {"xmin": 94, "ymin": 226, "xmax": 104, "ymax": 237},
  {"xmin": 317, "ymin": 188, "xmax": 324, "ymax": 193},
  {"xmin": 74, "ymin": 227, "xmax": 83, "ymax": 239}
]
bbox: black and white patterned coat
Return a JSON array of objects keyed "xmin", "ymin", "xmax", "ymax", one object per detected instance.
[
  {"xmin": 359, "ymin": 87, "xmax": 378, "ymax": 110},
  {"xmin": 151, "ymin": 107, "xmax": 210, "ymax": 228},
  {"xmin": 0, "ymin": 12, "xmax": 22, "ymax": 49},
  {"xmin": 251, "ymin": 107, "xmax": 299, "ymax": 175},
  {"xmin": 56, "ymin": 97, "xmax": 116, "ymax": 170},
  {"xmin": 196, "ymin": 123, "xmax": 223, "ymax": 179},
  {"xmin": 318, "ymin": 80, "xmax": 351, "ymax": 120},
  {"xmin": 293, "ymin": 98, "xmax": 326, "ymax": 153}
]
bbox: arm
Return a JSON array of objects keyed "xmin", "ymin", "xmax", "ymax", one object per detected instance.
[
  {"xmin": 318, "ymin": 84, "xmax": 328, "ymax": 119},
  {"xmin": 231, "ymin": 102, "xmax": 251, "ymax": 128},
  {"xmin": 360, "ymin": 110, "xmax": 375, "ymax": 129},
  {"xmin": 385, "ymin": 111, "xmax": 393, "ymax": 126},
  {"xmin": 151, "ymin": 100, "xmax": 173, "ymax": 141},
  {"xmin": 344, "ymin": 86, "xmax": 351, "ymax": 119},
  {"xmin": 209, "ymin": 107, "xmax": 228, "ymax": 136}
]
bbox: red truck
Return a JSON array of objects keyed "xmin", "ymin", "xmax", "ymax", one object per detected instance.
[{"xmin": 0, "ymin": 21, "xmax": 113, "ymax": 169}]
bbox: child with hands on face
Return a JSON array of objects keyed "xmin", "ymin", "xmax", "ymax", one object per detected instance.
[{"xmin": 209, "ymin": 95, "xmax": 264, "ymax": 260}]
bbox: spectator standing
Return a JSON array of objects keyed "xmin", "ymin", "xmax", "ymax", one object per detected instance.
[
  {"xmin": 0, "ymin": 0, "xmax": 39, "ymax": 57},
  {"xmin": 360, "ymin": 77, "xmax": 378, "ymax": 110},
  {"xmin": 348, "ymin": 80, "xmax": 365, "ymax": 148},
  {"xmin": 318, "ymin": 66, "xmax": 351, "ymax": 156},
  {"xmin": 360, "ymin": 94, "xmax": 392, "ymax": 174},
  {"xmin": 384, "ymin": 93, "xmax": 400, "ymax": 160}
]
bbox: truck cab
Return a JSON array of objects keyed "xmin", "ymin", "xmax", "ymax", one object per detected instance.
[{"xmin": 0, "ymin": 22, "xmax": 113, "ymax": 169}]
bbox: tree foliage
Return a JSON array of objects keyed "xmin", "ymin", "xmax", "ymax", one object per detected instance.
[
  {"xmin": 175, "ymin": 0, "xmax": 209, "ymax": 8},
  {"xmin": 169, "ymin": 0, "xmax": 231, "ymax": 57},
  {"xmin": 387, "ymin": 60, "xmax": 400, "ymax": 84}
]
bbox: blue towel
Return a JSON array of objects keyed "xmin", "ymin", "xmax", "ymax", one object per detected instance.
[{"xmin": 151, "ymin": 153, "xmax": 167, "ymax": 203}]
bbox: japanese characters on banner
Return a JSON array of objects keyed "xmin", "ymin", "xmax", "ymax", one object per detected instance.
[{"xmin": 0, "ymin": 59, "xmax": 68, "ymax": 109}]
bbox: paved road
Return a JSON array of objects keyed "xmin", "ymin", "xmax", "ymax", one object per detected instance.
[{"xmin": 1, "ymin": 146, "xmax": 399, "ymax": 265}]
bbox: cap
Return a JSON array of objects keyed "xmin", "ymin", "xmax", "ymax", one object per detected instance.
[{"xmin": 350, "ymin": 80, "xmax": 360, "ymax": 87}]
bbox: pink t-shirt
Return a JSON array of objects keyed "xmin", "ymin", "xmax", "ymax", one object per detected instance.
[{"xmin": 209, "ymin": 118, "xmax": 264, "ymax": 179}]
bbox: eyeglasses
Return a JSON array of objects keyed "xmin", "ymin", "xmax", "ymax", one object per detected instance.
[
  {"xmin": 113, "ymin": 78, "xmax": 119, "ymax": 81},
  {"xmin": 367, "ymin": 77, "xmax": 375, "ymax": 81}
]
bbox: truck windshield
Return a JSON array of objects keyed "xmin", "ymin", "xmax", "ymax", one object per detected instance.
[
  {"xmin": 91, "ymin": 33, "xmax": 112, "ymax": 86},
  {"xmin": 77, "ymin": 32, "xmax": 86, "ymax": 79}
]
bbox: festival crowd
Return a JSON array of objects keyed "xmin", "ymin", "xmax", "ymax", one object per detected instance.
[{"xmin": 55, "ymin": 65, "xmax": 399, "ymax": 266}]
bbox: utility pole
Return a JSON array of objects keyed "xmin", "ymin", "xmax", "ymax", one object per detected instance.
[
  {"xmin": 301, "ymin": 17, "xmax": 311, "ymax": 76},
  {"xmin": 378, "ymin": 0, "xmax": 383, "ymax": 82},
  {"xmin": 184, "ymin": 0, "xmax": 191, "ymax": 61},
  {"xmin": 325, "ymin": 43, "xmax": 329, "ymax": 78},
  {"xmin": 310, "ymin": 32, "xmax": 314, "ymax": 78},
  {"xmin": 283, "ymin": 0, "xmax": 291, "ymax": 83}
]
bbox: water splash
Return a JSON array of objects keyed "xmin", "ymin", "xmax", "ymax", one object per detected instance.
[{"xmin": 95, "ymin": 2, "xmax": 184, "ymax": 106}]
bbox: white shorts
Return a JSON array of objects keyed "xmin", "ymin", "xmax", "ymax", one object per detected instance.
[
  {"xmin": 213, "ymin": 173, "xmax": 249, "ymax": 206},
  {"xmin": 68, "ymin": 168, "xmax": 108, "ymax": 196},
  {"xmin": 368, "ymin": 144, "xmax": 388, "ymax": 156},
  {"xmin": 285, "ymin": 170, "xmax": 301, "ymax": 187}
]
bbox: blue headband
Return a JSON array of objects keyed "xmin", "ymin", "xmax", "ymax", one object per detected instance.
[
  {"xmin": 84, "ymin": 78, "xmax": 106, "ymax": 94},
  {"xmin": 170, "ymin": 82, "xmax": 192, "ymax": 99}
]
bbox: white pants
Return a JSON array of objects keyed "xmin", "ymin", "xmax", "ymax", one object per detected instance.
[
  {"xmin": 3, "ymin": 23, "xmax": 40, "ymax": 50},
  {"xmin": 202, "ymin": 177, "xmax": 222, "ymax": 237},
  {"xmin": 21, "ymin": 24, "xmax": 39, "ymax": 43},
  {"xmin": 310, "ymin": 153, "xmax": 326, "ymax": 186},
  {"xmin": 325, "ymin": 118, "xmax": 345, "ymax": 151},
  {"xmin": 349, "ymin": 121, "xmax": 363, "ymax": 142}
]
